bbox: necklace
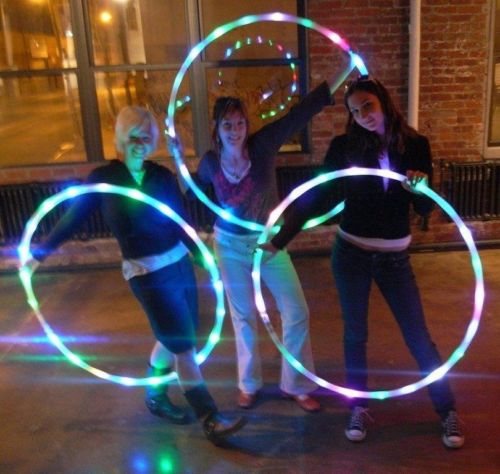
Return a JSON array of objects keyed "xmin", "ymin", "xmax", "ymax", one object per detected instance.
[{"xmin": 220, "ymin": 159, "xmax": 251, "ymax": 183}]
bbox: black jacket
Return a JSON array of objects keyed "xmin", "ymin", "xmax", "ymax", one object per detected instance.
[
  {"xmin": 34, "ymin": 160, "xmax": 199, "ymax": 261},
  {"xmin": 272, "ymin": 133, "xmax": 434, "ymax": 249}
]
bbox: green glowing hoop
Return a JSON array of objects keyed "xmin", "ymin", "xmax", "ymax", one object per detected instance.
[
  {"xmin": 18, "ymin": 183, "xmax": 226, "ymax": 387},
  {"xmin": 253, "ymin": 167, "xmax": 484, "ymax": 399}
]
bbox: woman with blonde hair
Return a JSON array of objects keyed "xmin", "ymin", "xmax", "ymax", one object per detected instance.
[{"xmin": 26, "ymin": 106, "xmax": 246, "ymax": 445}]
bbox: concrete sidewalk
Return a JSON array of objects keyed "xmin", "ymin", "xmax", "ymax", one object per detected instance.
[{"xmin": 1, "ymin": 248, "xmax": 499, "ymax": 473}]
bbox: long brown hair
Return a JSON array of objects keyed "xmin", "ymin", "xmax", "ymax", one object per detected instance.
[
  {"xmin": 211, "ymin": 97, "xmax": 250, "ymax": 156},
  {"xmin": 343, "ymin": 76, "xmax": 417, "ymax": 162}
]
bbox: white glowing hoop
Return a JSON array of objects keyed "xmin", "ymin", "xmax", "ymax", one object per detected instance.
[
  {"xmin": 252, "ymin": 167, "xmax": 484, "ymax": 399},
  {"xmin": 166, "ymin": 12, "xmax": 368, "ymax": 232},
  {"xmin": 18, "ymin": 184, "xmax": 226, "ymax": 387}
]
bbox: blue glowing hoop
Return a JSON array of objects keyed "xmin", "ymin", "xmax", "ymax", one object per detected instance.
[
  {"xmin": 216, "ymin": 35, "xmax": 299, "ymax": 120},
  {"xmin": 166, "ymin": 12, "xmax": 368, "ymax": 232},
  {"xmin": 252, "ymin": 167, "xmax": 485, "ymax": 399},
  {"xmin": 18, "ymin": 183, "xmax": 226, "ymax": 387}
]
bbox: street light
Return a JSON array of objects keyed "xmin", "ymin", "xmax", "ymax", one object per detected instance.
[{"xmin": 99, "ymin": 10, "xmax": 112, "ymax": 24}]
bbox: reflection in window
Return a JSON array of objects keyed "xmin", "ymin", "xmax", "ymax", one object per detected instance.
[
  {"xmin": 95, "ymin": 70, "xmax": 193, "ymax": 160},
  {"xmin": 0, "ymin": 73, "xmax": 83, "ymax": 166},
  {"xmin": 89, "ymin": 0, "xmax": 188, "ymax": 66},
  {"xmin": 200, "ymin": 0, "xmax": 302, "ymax": 153},
  {"xmin": 206, "ymin": 65, "xmax": 302, "ymax": 152},
  {"xmin": 0, "ymin": 0, "xmax": 73, "ymax": 72},
  {"xmin": 0, "ymin": 0, "xmax": 82, "ymax": 167},
  {"xmin": 0, "ymin": 0, "xmax": 305, "ymax": 167},
  {"xmin": 201, "ymin": 0, "xmax": 298, "ymax": 61}
]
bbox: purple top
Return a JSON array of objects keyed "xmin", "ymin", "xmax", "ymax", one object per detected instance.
[{"xmin": 197, "ymin": 81, "xmax": 333, "ymax": 234}]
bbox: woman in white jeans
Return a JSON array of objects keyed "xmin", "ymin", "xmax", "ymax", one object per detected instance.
[
  {"xmin": 181, "ymin": 77, "xmax": 344, "ymax": 411},
  {"xmin": 213, "ymin": 226, "xmax": 316, "ymax": 406},
  {"xmin": 191, "ymin": 72, "xmax": 345, "ymax": 411}
]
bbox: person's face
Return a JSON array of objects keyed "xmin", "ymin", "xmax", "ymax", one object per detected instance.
[
  {"xmin": 123, "ymin": 126, "xmax": 154, "ymax": 171},
  {"xmin": 347, "ymin": 90, "xmax": 385, "ymax": 136},
  {"xmin": 217, "ymin": 111, "xmax": 247, "ymax": 151}
]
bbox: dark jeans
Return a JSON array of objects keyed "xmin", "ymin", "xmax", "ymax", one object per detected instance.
[
  {"xmin": 331, "ymin": 236, "xmax": 455, "ymax": 417},
  {"xmin": 129, "ymin": 255, "xmax": 199, "ymax": 354}
]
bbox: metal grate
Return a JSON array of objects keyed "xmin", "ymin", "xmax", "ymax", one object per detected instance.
[
  {"xmin": 0, "ymin": 179, "xmax": 217, "ymax": 246},
  {"xmin": 442, "ymin": 161, "xmax": 500, "ymax": 220},
  {"xmin": 1, "ymin": 167, "xmax": 343, "ymax": 246}
]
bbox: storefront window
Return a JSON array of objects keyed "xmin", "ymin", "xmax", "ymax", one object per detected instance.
[
  {"xmin": 95, "ymin": 69, "xmax": 192, "ymax": 159},
  {"xmin": 0, "ymin": 72, "xmax": 83, "ymax": 165},
  {"xmin": 201, "ymin": 0, "xmax": 298, "ymax": 61},
  {"xmin": 89, "ymin": 0, "xmax": 188, "ymax": 66},
  {"xmin": 0, "ymin": 0, "xmax": 304, "ymax": 168},
  {"xmin": 205, "ymin": 64, "xmax": 302, "ymax": 152},
  {"xmin": 0, "ymin": 0, "xmax": 73, "ymax": 72},
  {"xmin": 200, "ymin": 0, "xmax": 303, "ymax": 154},
  {"xmin": 0, "ymin": 0, "xmax": 82, "ymax": 166}
]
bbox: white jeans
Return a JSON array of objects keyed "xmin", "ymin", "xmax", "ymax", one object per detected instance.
[{"xmin": 214, "ymin": 227, "xmax": 317, "ymax": 395}]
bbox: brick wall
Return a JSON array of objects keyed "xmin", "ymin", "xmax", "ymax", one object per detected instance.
[
  {"xmin": 1, "ymin": 1, "xmax": 490, "ymax": 182},
  {"xmin": 1, "ymin": 1, "xmax": 498, "ymax": 263},
  {"xmin": 306, "ymin": 0, "xmax": 412, "ymax": 165},
  {"xmin": 0, "ymin": 162, "xmax": 95, "ymax": 185},
  {"xmin": 302, "ymin": 0, "xmax": 499, "ymax": 247},
  {"xmin": 419, "ymin": 0, "xmax": 489, "ymax": 162},
  {"xmin": 306, "ymin": 0, "xmax": 489, "ymax": 164}
]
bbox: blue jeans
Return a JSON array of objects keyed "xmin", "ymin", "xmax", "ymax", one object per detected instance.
[
  {"xmin": 331, "ymin": 236, "xmax": 455, "ymax": 417},
  {"xmin": 129, "ymin": 255, "xmax": 198, "ymax": 354}
]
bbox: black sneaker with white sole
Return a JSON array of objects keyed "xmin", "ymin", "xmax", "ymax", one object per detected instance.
[
  {"xmin": 442, "ymin": 410, "xmax": 465, "ymax": 449},
  {"xmin": 345, "ymin": 406, "xmax": 371, "ymax": 442}
]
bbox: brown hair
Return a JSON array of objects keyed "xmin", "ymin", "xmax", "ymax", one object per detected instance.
[
  {"xmin": 211, "ymin": 97, "xmax": 249, "ymax": 154},
  {"xmin": 343, "ymin": 75, "xmax": 417, "ymax": 160}
]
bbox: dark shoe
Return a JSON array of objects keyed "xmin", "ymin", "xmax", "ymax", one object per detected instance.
[
  {"xmin": 282, "ymin": 392, "xmax": 321, "ymax": 412},
  {"xmin": 145, "ymin": 365, "xmax": 190, "ymax": 424},
  {"xmin": 145, "ymin": 394, "xmax": 191, "ymax": 424},
  {"xmin": 238, "ymin": 391, "xmax": 257, "ymax": 409},
  {"xmin": 345, "ymin": 406, "xmax": 372, "ymax": 442},
  {"xmin": 203, "ymin": 412, "xmax": 247, "ymax": 445},
  {"xmin": 442, "ymin": 410, "xmax": 465, "ymax": 449}
]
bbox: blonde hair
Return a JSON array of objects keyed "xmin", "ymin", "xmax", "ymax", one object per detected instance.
[{"xmin": 114, "ymin": 106, "xmax": 159, "ymax": 153}]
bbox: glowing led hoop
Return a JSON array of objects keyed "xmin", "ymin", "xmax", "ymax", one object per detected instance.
[
  {"xmin": 17, "ymin": 183, "xmax": 226, "ymax": 387},
  {"xmin": 252, "ymin": 167, "xmax": 485, "ymax": 399},
  {"xmin": 166, "ymin": 12, "xmax": 368, "ymax": 232},
  {"xmin": 175, "ymin": 95, "xmax": 191, "ymax": 110},
  {"xmin": 217, "ymin": 35, "xmax": 298, "ymax": 120}
]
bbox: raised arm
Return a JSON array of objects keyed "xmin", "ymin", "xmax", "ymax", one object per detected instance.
[
  {"xmin": 327, "ymin": 52, "xmax": 357, "ymax": 95},
  {"xmin": 168, "ymin": 136, "xmax": 190, "ymax": 195}
]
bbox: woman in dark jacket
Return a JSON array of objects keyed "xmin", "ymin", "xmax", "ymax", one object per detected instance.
[
  {"xmin": 25, "ymin": 106, "xmax": 245, "ymax": 445},
  {"xmin": 267, "ymin": 76, "xmax": 464, "ymax": 449}
]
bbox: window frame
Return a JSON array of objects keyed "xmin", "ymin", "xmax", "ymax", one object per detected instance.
[
  {"xmin": 81, "ymin": 0, "xmax": 309, "ymax": 163},
  {"xmin": 485, "ymin": 0, "xmax": 500, "ymax": 159},
  {"xmin": 0, "ymin": 0, "xmax": 308, "ymax": 166}
]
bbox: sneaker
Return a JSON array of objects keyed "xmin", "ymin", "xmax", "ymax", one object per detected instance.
[
  {"xmin": 345, "ymin": 406, "xmax": 371, "ymax": 442},
  {"xmin": 442, "ymin": 410, "xmax": 465, "ymax": 449}
]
